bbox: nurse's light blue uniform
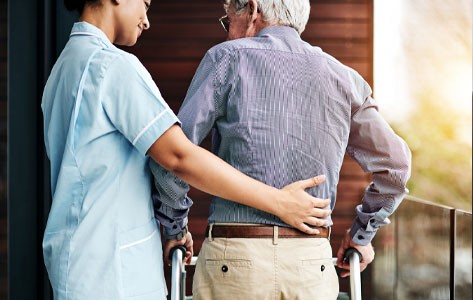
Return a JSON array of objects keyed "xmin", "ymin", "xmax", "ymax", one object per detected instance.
[{"xmin": 41, "ymin": 22, "xmax": 179, "ymax": 300}]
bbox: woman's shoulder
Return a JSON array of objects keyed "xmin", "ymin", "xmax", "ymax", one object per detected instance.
[{"xmin": 95, "ymin": 47, "xmax": 149, "ymax": 79}]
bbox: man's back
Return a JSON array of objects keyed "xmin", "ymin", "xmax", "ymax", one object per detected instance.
[
  {"xmin": 152, "ymin": 2, "xmax": 410, "ymax": 298},
  {"xmin": 178, "ymin": 26, "xmax": 381, "ymax": 227}
]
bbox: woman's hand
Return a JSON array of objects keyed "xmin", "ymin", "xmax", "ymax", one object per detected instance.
[{"xmin": 277, "ymin": 175, "xmax": 332, "ymax": 234}]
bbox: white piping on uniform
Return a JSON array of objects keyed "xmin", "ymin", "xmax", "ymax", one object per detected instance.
[
  {"xmin": 132, "ymin": 109, "xmax": 171, "ymax": 145},
  {"xmin": 119, "ymin": 229, "xmax": 157, "ymax": 250}
]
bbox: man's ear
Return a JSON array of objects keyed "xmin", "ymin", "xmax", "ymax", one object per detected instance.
[{"xmin": 248, "ymin": 0, "xmax": 259, "ymax": 21}]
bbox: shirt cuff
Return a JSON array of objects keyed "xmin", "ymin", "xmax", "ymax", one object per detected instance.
[
  {"xmin": 163, "ymin": 218, "xmax": 189, "ymax": 236},
  {"xmin": 349, "ymin": 219, "xmax": 377, "ymax": 246},
  {"xmin": 349, "ymin": 204, "xmax": 392, "ymax": 245}
]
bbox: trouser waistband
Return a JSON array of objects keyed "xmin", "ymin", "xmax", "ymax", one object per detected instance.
[{"xmin": 205, "ymin": 224, "xmax": 330, "ymax": 240}]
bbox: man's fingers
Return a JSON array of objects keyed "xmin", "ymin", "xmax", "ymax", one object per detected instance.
[
  {"xmin": 359, "ymin": 262, "xmax": 369, "ymax": 272},
  {"xmin": 337, "ymin": 260, "xmax": 369, "ymax": 279},
  {"xmin": 183, "ymin": 251, "xmax": 193, "ymax": 264},
  {"xmin": 340, "ymin": 269, "xmax": 350, "ymax": 278},
  {"xmin": 336, "ymin": 243, "xmax": 350, "ymax": 266}
]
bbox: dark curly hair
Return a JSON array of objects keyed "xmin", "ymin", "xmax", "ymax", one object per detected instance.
[{"xmin": 64, "ymin": 0, "xmax": 102, "ymax": 14}]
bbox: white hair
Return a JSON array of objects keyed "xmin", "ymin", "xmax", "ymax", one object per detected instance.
[{"xmin": 224, "ymin": 0, "xmax": 311, "ymax": 34}]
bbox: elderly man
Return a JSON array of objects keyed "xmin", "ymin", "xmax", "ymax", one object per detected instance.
[{"xmin": 151, "ymin": 0, "xmax": 411, "ymax": 299}]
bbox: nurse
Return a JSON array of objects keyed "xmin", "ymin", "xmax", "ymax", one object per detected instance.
[{"xmin": 41, "ymin": 0, "xmax": 331, "ymax": 299}]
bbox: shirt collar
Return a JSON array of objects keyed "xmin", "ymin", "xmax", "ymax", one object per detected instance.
[
  {"xmin": 256, "ymin": 26, "xmax": 301, "ymax": 40},
  {"xmin": 70, "ymin": 21, "xmax": 115, "ymax": 49}
]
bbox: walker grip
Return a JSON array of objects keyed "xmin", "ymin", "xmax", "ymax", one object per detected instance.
[
  {"xmin": 169, "ymin": 245, "xmax": 187, "ymax": 261},
  {"xmin": 344, "ymin": 247, "xmax": 362, "ymax": 263}
]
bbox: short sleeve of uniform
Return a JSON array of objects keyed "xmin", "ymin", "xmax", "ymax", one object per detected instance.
[{"xmin": 101, "ymin": 52, "xmax": 179, "ymax": 155}]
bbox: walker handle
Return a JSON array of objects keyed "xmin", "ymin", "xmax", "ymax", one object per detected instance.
[
  {"xmin": 344, "ymin": 247, "xmax": 363, "ymax": 263},
  {"xmin": 169, "ymin": 245, "xmax": 187, "ymax": 261}
]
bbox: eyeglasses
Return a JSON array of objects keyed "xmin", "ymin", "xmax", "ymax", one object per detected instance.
[
  {"xmin": 219, "ymin": 15, "xmax": 230, "ymax": 32},
  {"xmin": 219, "ymin": 2, "xmax": 252, "ymax": 32}
]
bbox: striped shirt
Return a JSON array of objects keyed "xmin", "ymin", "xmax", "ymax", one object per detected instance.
[{"xmin": 150, "ymin": 26, "xmax": 411, "ymax": 245}]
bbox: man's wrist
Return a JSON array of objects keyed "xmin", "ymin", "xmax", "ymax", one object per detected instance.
[{"xmin": 164, "ymin": 225, "xmax": 188, "ymax": 240}]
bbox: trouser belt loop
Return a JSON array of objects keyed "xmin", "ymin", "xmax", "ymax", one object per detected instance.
[
  {"xmin": 273, "ymin": 226, "xmax": 278, "ymax": 245},
  {"xmin": 208, "ymin": 223, "xmax": 214, "ymax": 242},
  {"xmin": 328, "ymin": 226, "xmax": 331, "ymax": 240}
]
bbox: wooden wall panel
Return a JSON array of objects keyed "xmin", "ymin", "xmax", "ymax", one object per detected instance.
[{"xmin": 127, "ymin": 0, "xmax": 373, "ymax": 298}]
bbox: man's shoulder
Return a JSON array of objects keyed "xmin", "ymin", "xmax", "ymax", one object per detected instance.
[
  {"xmin": 207, "ymin": 38, "xmax": 252, "ymax": 55},
  {"xmin": 314, "ymin": 47, "xmax": 361, "ymax": 77},
  {"xmin": 205, "ymin": 37, "xmax": 275, "ymax": 62}
]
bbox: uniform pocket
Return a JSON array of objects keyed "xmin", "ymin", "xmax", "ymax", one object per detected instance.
[{"xmin": 119, "ymin": 219, "xmax": 165, "ymax": 298}]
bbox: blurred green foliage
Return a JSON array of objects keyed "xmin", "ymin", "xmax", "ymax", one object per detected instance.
[
  {"xmin": 393, "ymin": 96, "xmax": 472, "ymax": 212},
  {"xmin": 386, "ymin": 0, "xmax": 472, "ymax": 212}
]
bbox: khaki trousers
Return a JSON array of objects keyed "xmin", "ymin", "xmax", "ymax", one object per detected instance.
[{"xmin": 192, "ymin": 235, "xmax": 339, "ymax": 300}]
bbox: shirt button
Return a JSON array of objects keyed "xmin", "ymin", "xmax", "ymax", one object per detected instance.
[
  {"xmin": 370, "ymin": 219, "xmax": 375, "ymax": 223},
  {"xmin": 321, "ymin": 265, "xmax": 325, "ymax": 272},
  {"xmin": 221, "ymin": 265, "xmax": 228, "ymax": 272},
  {"xmin": 358, "ymin": 235, "xmax": 365, "ymax": 240}
]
